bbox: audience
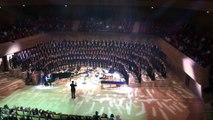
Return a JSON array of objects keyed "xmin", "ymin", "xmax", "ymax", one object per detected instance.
[
  {"xmin": 0, "ymin": 17, "xmax": 73, "ymax": 43},
  {"xmin": 93, "ymin": 111, "xmax": 100, "ymax": 120},
  {"xmin": 109, "ymin": 114, "xmax": 116, "ymax": 120},
  {"xmin": 0, "ymin": 19, "xmax": 38, "ymax": 43},
  {"xmin": 0, "ymin": 107, "xmax": 3, "ymax": 120},
  {"xmin": 147, "ymin": 20, "xmax": 213, "ymax": 67},
  {"xmin": 79, "ymin": 17, "xmax": 133, "ymax": 33},
  {"xmin": 0, "ymin": 16, "xmax": 211, "ymax": 67},
  {"xmin": 0, "ymin": 105, "xmax": 122, "ymax": 120}
]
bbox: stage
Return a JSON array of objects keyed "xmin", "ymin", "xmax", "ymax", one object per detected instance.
[{"xmin": 0, "ymin": 68, "xmax": 204, "ymax": 120}]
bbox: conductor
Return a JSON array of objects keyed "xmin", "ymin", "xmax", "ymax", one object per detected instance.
[{"xmin": 70, "ymin": 81, "xmax": 77, "ymax": 99}]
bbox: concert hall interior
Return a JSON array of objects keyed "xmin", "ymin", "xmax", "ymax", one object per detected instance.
[{"xmin": 0, "ymin": 0, "xmax": 213, "ymax": 120}]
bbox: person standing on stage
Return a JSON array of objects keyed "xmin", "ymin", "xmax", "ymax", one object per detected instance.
[{"xmin": 70, "ymin": 81, "xmax": 77, "ymax": 99}]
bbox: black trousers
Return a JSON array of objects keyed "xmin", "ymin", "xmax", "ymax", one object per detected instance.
[{"xmin": 71, "ymin": 90, "xmax": 76, "ymax": 99}]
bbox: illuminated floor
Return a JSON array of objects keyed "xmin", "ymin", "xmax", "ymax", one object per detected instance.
[{"xmin": 0, "ymin": 72, "xmax": 204, "ymax": 120}]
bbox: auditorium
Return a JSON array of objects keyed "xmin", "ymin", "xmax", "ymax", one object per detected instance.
[{"xmin": 0, "ymin": 0, "xmax": 212, "ymax": 120}]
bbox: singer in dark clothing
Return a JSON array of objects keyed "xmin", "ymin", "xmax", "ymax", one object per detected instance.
[{"xmin": 70, "ymin": 81, "xmax": 77, "ymax": 99}]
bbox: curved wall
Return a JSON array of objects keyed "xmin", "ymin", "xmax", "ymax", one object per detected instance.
[
  {"xmin": 0, "ymin": 33, "xmax": 49, "ymax": 57},
  {"xmin": 156, "ymin": 38, "xmax": 210, "ymax": 99},
  {"xmin": 156, "ymin": 38, "xmax": 209, "ymax": 85}
]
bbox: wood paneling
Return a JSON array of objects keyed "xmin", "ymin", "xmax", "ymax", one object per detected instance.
[
  {"xmin": 0, "ymin": 33, "xmax": 49, "ymax": 57},
  {"xmin": 156, "ymin": 38, "xmax": 210, "ymax": 87}
]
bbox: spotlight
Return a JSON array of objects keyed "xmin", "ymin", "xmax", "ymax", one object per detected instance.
[
  {"xmin": 65, "ymin": 5, "xmax": 68, "ymax": 7},
  {"xmin": 0, "ymin": 6, "xmax": 1, "ymax": 9},
  {"xmin": 22, "ymin": 4, "xmax": 25, "ymax": 7},
  {"xmin": 206, "ymin": 11, "xmax": 210, "ymax": 14},
  {"xmin": 151, "ymin": 6, "xmax": 154, "ymax": 9}
]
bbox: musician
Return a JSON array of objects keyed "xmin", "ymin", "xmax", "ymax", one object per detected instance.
[
  {"xmin": 40, "ymin": 71, "xmax": 46, "ymax": 86},
  {"xmin": 70, "ymin": 81, "xmax": 77, "ymax": 99},
  {"xmin": 47, "ymin": 73, "xmax": 53, "ymax": 86}
]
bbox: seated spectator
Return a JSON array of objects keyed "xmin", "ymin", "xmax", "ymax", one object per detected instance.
[
  {"xmin": 9, "ymin": 108, "xmax": 17, "ymax": 115},
  {"xmin": 109, "ymin": 114, "xmax": 116, "ymax": 120},
  {"xmin": 3, "ymin": 104, "xmax": 9, "ymax": 114},
  {"xmin": 19, "ymin": 116, "xmax": 26, "ymax": 120},
  {"xmin": 0, "ymin": 108, "xmax": 3, "ymax": 120},
  {"xmin": 40, "ymin": 110, "xmax": 47, "ymax": 118},
  {"xmin": 93, "ymin": 111, "xmax": 100, "ymax": 120},
  {"xmin": 101, "ymin": 113, "xmax": 108, "ymax": 118},
  {"xmin": 19, "ymin": 106, "xmax": 24, "ymax": 111},
  {"xmin": 46, "ymin": 111, "xmax": 53, "ymax": 119},
  {"xmin": 32, "ymin": 108, "xmax": 39, "ymax": 117},
  {"xmin": 116, "ymin": 115, "xmax": 122, "ymax": 120}
]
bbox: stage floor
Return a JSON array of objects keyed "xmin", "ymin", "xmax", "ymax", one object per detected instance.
[{"xmin": 0, "ymin": 71, "xmax": 204, "ymax": 120}]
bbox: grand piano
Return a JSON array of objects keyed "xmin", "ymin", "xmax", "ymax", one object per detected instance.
[
  {"xmin": 51, "ymin": 72, "xmax": 74, "ymax": 80},
  {"xmin": 100, "ymin": 80, "xmax": 125, "ymax": 85},
  {"xmin": 100, "ymin": 79, "xmax": 126, "ymax": 88}
]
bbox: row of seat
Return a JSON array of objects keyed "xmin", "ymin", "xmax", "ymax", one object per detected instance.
[
  {"xmin": 1, "ymin": 113, "xmax": 93, "ymax": 120},
  {"xmin": 0, "ymin": 106, "xmax": 93, "ymax": 120}
]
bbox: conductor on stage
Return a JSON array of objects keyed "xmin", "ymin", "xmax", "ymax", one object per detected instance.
[{"xmin": 70, "ymin": 81, "xmax": 77, "ymax": 99}]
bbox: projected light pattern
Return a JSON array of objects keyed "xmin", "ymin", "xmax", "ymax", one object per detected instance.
[
  {"xmin": 0, "ymin": 67, "xmax": 203, "ymax": 120},
  {"xmin": 0, "ymin": 58, "xmax": 2, "ymax": 65},
  {"xmin": 0, "ymin": 80, "xmax": 198, "ymax": 120},
  {"xmin": 0, "ymin": 74, "xmax": 202, "ymax": 120},
  {"xmin": 182, "ymin": 57, "xmax": 196, "ymax": 80},
  {"xmin": 6, "ymin": 43, "xmax": 21, "ymax": 55},
  {"xmin": 34, "ymin": 85, "xmax": 60, "ymax": 90}
]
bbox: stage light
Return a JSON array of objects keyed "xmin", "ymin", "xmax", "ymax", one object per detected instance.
[
  {"xmin": 0, "ymin": 6, "xmax": 1, "ymax": 9},
  {"xmin": 22, "ymin": 4, "xmax": 25, "ymax": 7},
  {"xmin": 65, "ymin": 5, "xmax": 68, "ymax": 7},
  {"xmin": 206, "ymin": 11, "xmax": 210, "ymax": 14},
  {"xmin": 151, "ymin": 6, "xmax": 154, "ymax": 9}
]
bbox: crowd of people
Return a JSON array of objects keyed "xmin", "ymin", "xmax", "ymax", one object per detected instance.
[
  {"xmin": 36, "ymin": 17, "xmax": 74, "ymax": 32},
  {"xmin": 1, "ymin": 16, "xmax": 211, "ymax": 67},
  {"xmin": 11, "ymin": 39, "xmax": 166, "ymax": 84},
  {"xmin": 0, "ymin": 17, "xmax": 134, "ymax": 44},
  {"xmin": 164, "ymin": 24, "xmax": 213, "ymax": 67},
  {"xmin": 0, "ymin": 18, "xmax": 74, "ymax": 43},
  {"xmin": 0, "ymin": 19, "xmax": 38, "ymax": 43},
  {"xmin": 79, "ymin": 17, "xmax": 133, "ymax": 33},
  {"xmin": 139, "ymin": 19, "xmax": 180, "ymax": 35},
  {"xmin": 1, "ymin": 104, "xmax": 121, "ymax": 120},
  {"xmin": 92, "ymin": 111, "xmax": 121, "ymax": 120},
  {"xmin": 138, "ymin": 18, "xmax": 213, "ymax": 67}
]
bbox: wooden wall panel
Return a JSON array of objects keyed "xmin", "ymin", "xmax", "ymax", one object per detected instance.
[
  {"xmin": 156, "ymin": 38, "xmax": 210, "ymax": 87},
  {"xmin": 0, "ymin": 33, "xmax": 49, "ymax": 57}
]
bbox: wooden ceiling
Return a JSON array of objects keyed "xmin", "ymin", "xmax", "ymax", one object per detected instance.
[{"xmin": 0, "ymin": 0, "xmax": 212, "ymax": 12}]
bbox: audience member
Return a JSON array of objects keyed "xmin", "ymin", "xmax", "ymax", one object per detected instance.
[{"xmin": 93, "ymin": 111, "xmax": 100, "ymax": 120}]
